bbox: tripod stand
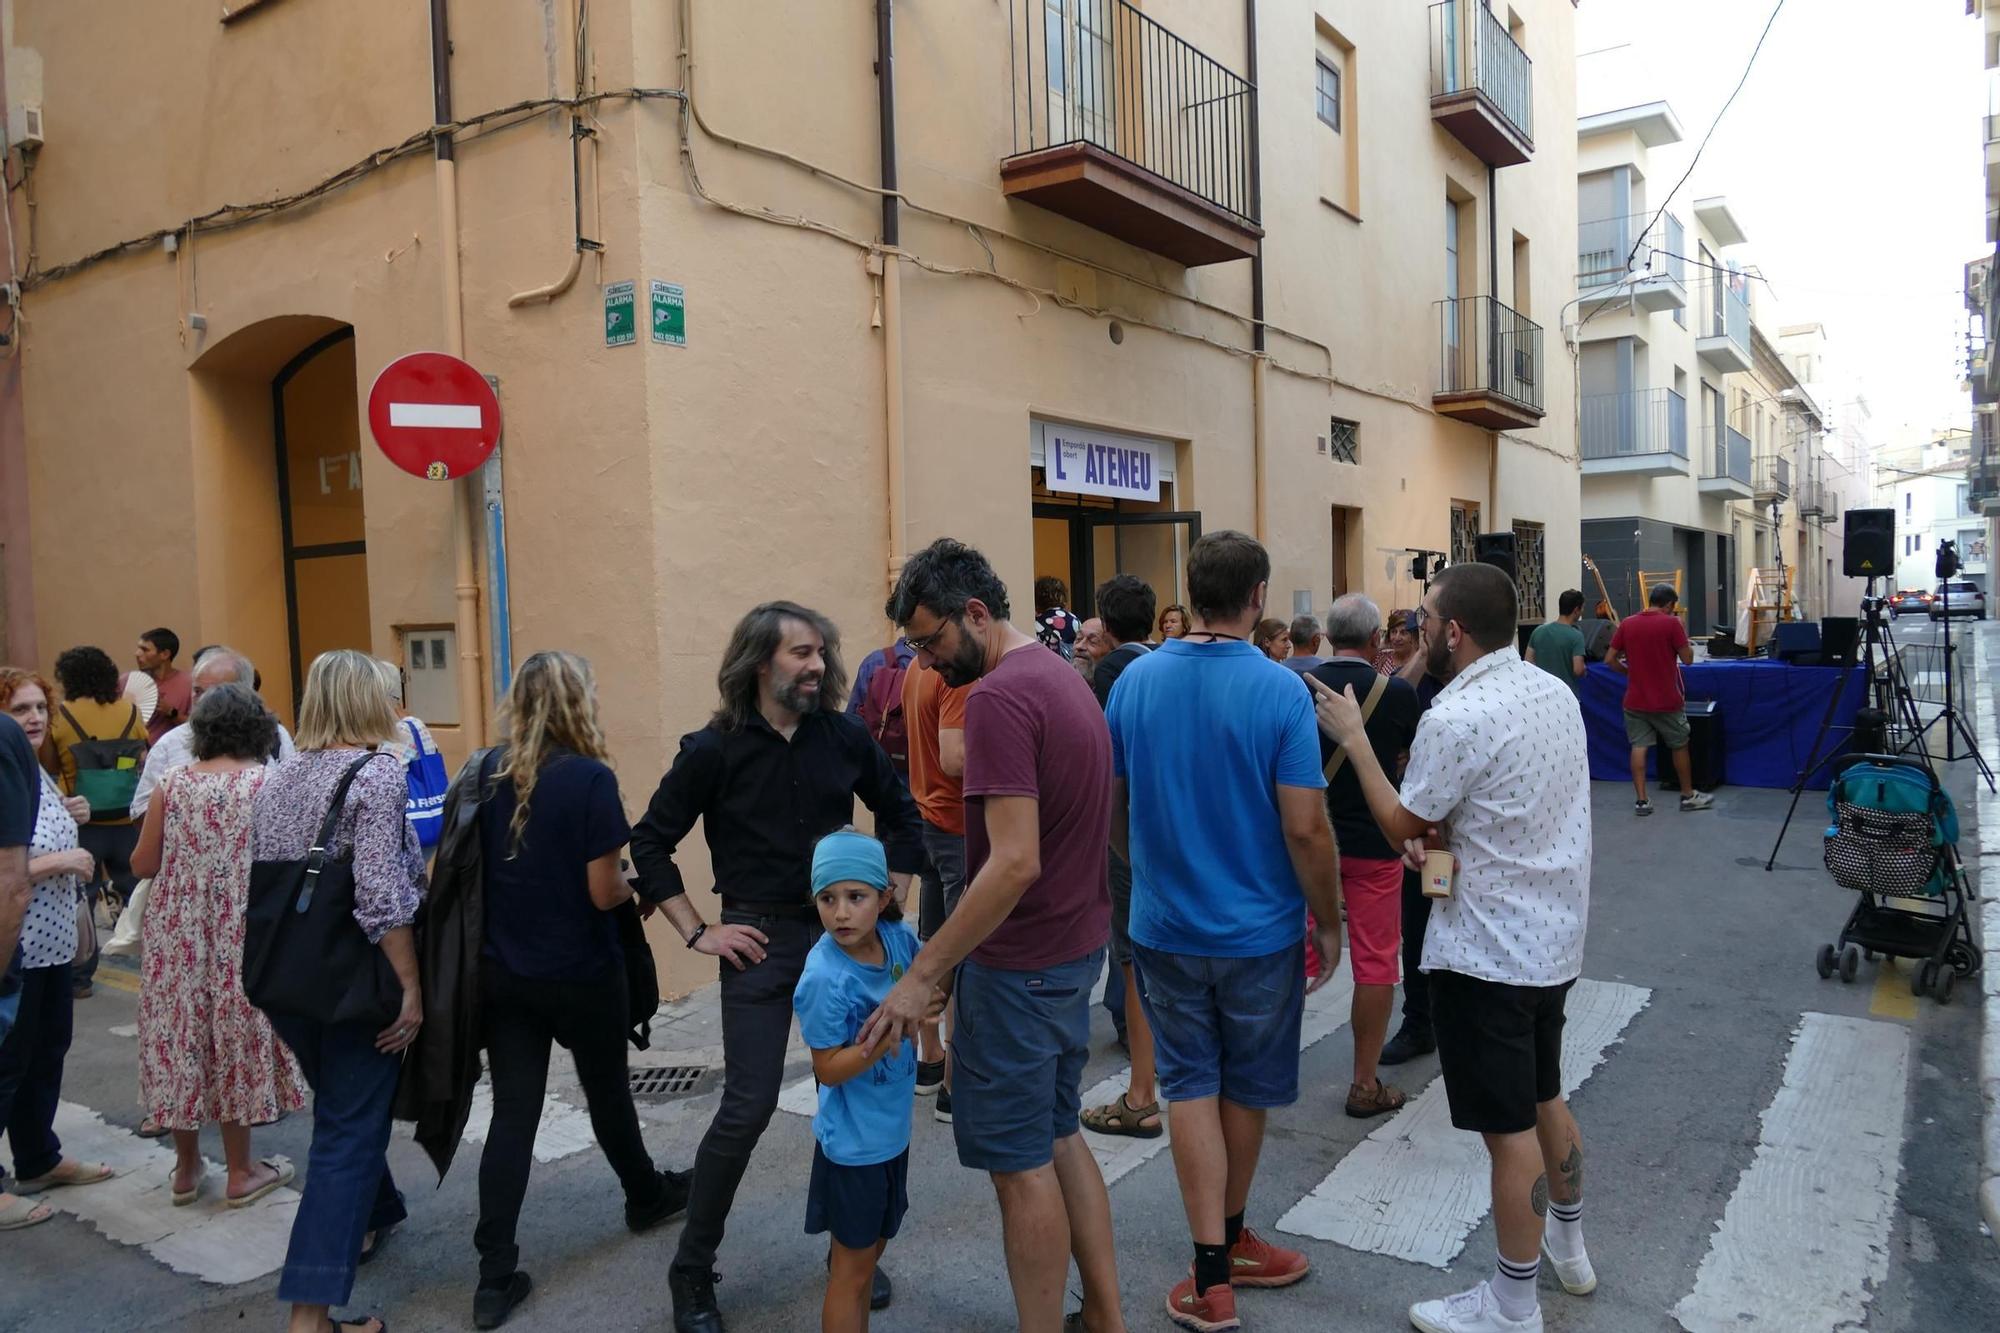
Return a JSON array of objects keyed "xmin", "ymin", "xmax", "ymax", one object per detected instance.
[
  {"xmin": 1907, "ymin": 573, "xmax": 1994, "ymax": 790},
  {"xmin": 1766, "ymin": 580, "xmax": 1930, "ymax": 870}
]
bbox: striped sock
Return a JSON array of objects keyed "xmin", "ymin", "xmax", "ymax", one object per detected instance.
[
  {"xmin": 1546, "ymin": 1199, "xmax": 1585, "ymax": 1261},
  {"xmin": 1491, "ymin": 1254, "xmax": 1540, "ymax": 1321}
]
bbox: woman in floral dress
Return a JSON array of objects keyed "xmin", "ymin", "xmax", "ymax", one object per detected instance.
[{"xmin": 131, "ymin": 682, "xmax": 303, "ymax": 1207}]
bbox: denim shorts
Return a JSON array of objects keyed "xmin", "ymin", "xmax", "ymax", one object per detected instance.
[
  {"xmin": 1132, "ymin": 939, "xmax": 1306, "ymax": 1108},
  {"xmin": 917, "ymin": 821, "xmax": 967, "ymax": 943},
  {"xmin": 950, "ymin": 948, "xmax": 1102, "ymax": 1174}
]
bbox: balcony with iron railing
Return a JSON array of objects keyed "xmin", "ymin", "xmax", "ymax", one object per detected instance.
[
  {"xmin": 1986, "ymin": 111, "xmax": 2000, "ymax": 196},
  {"xmin": 1433, "ymin": 296, "xmax": 1545, "ymax": 430},
  {"xmin": 1003, "ymin": 0, "xmax": 1262, "ymax": 267},
  {"xmin": 1696, "ymin": 425, "xmax": 1753, "ymax": 499},
  {"xmin": 1427, "ymin": 0, "xmax": 1534, "ymax": 167},
  {"xmin": 1695, "ymin": 273, "xmax": 1752, "ymax": 373},
  {"xmin": 1577, "ymin": 210, "xmax": 1686, "ymax": 314},
  {"xmin": 1972, "ymin": 459, "xmax": 2000, "ymax": 516},
  {"xmin": 1752, "ymin": 453, "xmax": 1790, "ymax": 501},
  {"xmin": 1795, "ymin": 469, "xmax": 1824, "ymax": 517},
  {"xmin": 1580, "ymin": 388, "xmax": 1686, "ymax": 477}
]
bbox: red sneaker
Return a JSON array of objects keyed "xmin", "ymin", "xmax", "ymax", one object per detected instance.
[
  {"xmin": 1167, "ymin": 1277, "xmax": 1240, "ymax": 1332},
  {"xmin": 1227, "ymin": 1228, "xmax": 1310, "ymax": 1288}
]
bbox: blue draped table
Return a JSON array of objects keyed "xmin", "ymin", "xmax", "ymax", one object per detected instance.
[{"xmin": 1579, "ymin": 659, "xmax": 1868, "ymax": 790}]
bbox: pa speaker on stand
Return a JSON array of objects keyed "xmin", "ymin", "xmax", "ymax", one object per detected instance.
[{"xmin": 1843, "ymin": 509, "xmax": 1895, "ymax": 579}]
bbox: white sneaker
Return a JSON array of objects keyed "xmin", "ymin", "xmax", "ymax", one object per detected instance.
[
  {"xmin": 1540, "ymin": 1236, "xmax": 1598, "ymax": 1295},
  {"xmin": 1408, "ymin": 1281, "xmax": 1542, "ymax": 1333}
]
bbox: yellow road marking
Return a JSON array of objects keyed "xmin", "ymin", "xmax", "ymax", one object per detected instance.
[
  {"xmin": 92, "ymin": 967, "xmax": 138, "ymax": 995},
  {"xmin": 1868, "ymin": 958, "xmax": 1917, "ymax": 1021}
]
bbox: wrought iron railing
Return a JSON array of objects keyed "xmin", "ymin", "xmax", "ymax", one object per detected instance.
[
  {"xmin": 1754, "ymin": 453, "xmax": 1791, "ymax": 498},
  {"xmin": 1580, "ymin": 388, "xmax": 1686, "ymax": 461},
  {"xmin": 1437, "ymin": 295, "xmax": 1543, "ymax": 413},
  {"xmin": 1577, "ymin": 210, "xmax": 1684, "ymax": 295},
  {"xmin": 1013, "ymin": 0, "xmax": 1259, "ymax": 222},
  {"xmin": 1427, "ymin": 1, "xmax": 1533, "ymax": 145},
  {"xmin": 1698, "ymin": 272, "xmax": 1751, "ymax": 352},
  {"xmin": 1698, "ymin": 425, "xmax": 1751, "ymax": 485}
]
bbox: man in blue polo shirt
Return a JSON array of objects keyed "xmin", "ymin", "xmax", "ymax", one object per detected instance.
[{"xmin": 1108, "ymin": 530, "xmax": 1344, "ymax": 1331}]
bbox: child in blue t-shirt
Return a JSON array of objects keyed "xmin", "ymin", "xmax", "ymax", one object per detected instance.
[{"xmin": 793, "ymin": 829, "xmax": 925, "ymax": 1330}]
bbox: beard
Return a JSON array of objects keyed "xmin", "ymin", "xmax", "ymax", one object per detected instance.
[
  {"xmin": 774, "ymin": 670, "xmax": 825, "ymax": 714},
  {"xmin": 935, "ymin": 632, "xmax": 986, "ymax": 689},
  {"xmin": 1424, "ymin": 626, "xmax": 1456, "ymax": 681}
]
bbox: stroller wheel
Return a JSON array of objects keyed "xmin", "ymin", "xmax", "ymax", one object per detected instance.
[
  {"xmin": 1838, "ymin": 945, "xmax": 1861, "ymax": 984},
  {"xmin": 1861, "ymin": 948, "xmax": 1877, "ymax": 962},
  {"xmin": 1933, "ymin": 967, "xmax": 1956, "ymax": 1006},
  {"xmin": 1914, "ymin": 958, "xmax": 1936, "ymax": 998},
  {"xmin": 1815, "ymin": 944, "xmax": 1837, "ymax": 980}
]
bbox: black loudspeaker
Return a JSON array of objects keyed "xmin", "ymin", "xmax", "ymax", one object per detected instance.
[
  {"xmin": 1819, "ymin": 616, "xmax": 1859, "ymax": 667},
  {"xmin": 1708, "ymin": 630, "xmax": 1748, "ymax": 658},
  {"xmin": 1771, "ymin": 622, "xmax": 1822, "ymax": 664},
  {"xmin": 1843, "ymin": 509, "xmax": 1895, "ymax": 578},
  {"xmin": 1475, "ymin": 533, "xmax": 1517, "ymax": 580}
]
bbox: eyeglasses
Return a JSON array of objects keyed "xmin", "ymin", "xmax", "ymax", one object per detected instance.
[{"xmin": 901, "ymin": 617, "xmax": 957, "ymax": 655}]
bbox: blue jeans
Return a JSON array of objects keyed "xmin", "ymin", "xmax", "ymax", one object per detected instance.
[
  {"xmin": 1132, "ymin": 939, "xmax": 1305, "ymax": 1109},
  {"xmin": 0, "ymin": 962, "xmax": 74, "ymax": 1183},
  {"xmin": 269, "ymin": 1014, "xmax": 408, "ymax": 1308}
]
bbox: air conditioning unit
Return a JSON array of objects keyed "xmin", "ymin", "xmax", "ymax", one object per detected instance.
[{"xmin": 10, "ymin": 104, "xmax": 42, "ymax": 152}]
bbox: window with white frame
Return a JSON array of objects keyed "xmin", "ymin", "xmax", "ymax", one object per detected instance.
[{"xmin": 1315, "ymin": 57, "xmax": 1342, "ymax": 131}]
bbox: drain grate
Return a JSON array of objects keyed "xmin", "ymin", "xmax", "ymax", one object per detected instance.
[{"xmin": 628, "ymin": 1064, "xmax": 713, "ymax": 1100}]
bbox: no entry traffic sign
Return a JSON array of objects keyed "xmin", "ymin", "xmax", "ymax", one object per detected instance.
[{"xmin": 366, "ymin": 352, "xmax": 502, "ymax": 480}]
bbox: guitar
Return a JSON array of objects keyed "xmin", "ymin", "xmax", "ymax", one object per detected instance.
[{"xmin": 1581, "ymin": 554, "xmax": 1621, "ymax": 625}]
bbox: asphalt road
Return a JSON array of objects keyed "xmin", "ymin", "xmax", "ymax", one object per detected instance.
[{"xmin": 6, "ymin": 628, "xmax": 1996, "ymax": 1333}]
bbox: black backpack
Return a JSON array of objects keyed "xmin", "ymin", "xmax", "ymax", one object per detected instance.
[{"xmin": 59, "ymin": 704, "xmax": 146, "ymax": 818}]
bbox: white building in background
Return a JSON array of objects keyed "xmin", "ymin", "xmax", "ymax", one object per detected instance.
[
  {"xmin": 1778, "ymin": 323, "xmax": 1875, "ymax": 615},
  {"xmin": 1873, "ymin": 430, "xmax": 1988, "ymax": 595}
]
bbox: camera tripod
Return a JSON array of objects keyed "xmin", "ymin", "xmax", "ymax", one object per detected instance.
[
  {"xmin": 1766, "ymin": 579, "xmax": 1933, "ymax": 870},
  {"xmin": 1907, "ymin": 570, "xmax": 1994, "ymax": 789}
]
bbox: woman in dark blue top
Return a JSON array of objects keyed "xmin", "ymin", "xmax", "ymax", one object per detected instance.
[{"xmin": 471, "ymin": 651, "xmax": 687, "ymax": 1329}]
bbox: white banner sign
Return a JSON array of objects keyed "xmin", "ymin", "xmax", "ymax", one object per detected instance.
[{"xmin": 1043, "ymin": 427, "xmax": 1162, "ymax": 502}]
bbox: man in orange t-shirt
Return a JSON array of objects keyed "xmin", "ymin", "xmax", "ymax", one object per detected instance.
[{"xmin": 901, "ymin": 659, "xmax": 969, "ymax": 1109}]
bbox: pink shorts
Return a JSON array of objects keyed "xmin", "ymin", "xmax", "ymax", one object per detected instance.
[{"xmin": 1342, "ymin": 855, "xmax": 1405, "ymax": 986}]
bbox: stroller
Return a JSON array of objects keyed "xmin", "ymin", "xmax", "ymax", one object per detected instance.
[{"xmin": 1815, "ymin": 753, "xmax": 1982, "ymax": 1005}]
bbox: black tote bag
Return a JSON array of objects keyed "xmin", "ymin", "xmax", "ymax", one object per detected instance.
[{"xmin": 244, "ymin": 753, "xmax": 403, "ymax": 1029}]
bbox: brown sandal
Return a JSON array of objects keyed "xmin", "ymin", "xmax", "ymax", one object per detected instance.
[
  {"xmin": 1080, "ymin": 1093, "xmax": 1163, "ymax": 1139},
  {"xmin": 1345, "ymin": 1080, "xmax": 1408, "ymax": 1119}
]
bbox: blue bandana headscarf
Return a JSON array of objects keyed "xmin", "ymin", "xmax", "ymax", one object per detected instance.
[{"xmin": 810, "ymin": 830, "xmax": 889, "ymax": 898}]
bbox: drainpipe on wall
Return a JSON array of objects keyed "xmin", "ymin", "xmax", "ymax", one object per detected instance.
[
  {"xmin": 1246, "ymin": 0, "xmax": 1268, "ymax": 544},
  {"xmin": 432, "ymin": 0, "xmax": 488, "ymax": 745},
  {"xmin": 1487, "ymin": 162, "xmax": 1501, "ymax": 532},
  {"xmin": 877, "ymin": 0, "xmax": 907, "ymax": 590}
]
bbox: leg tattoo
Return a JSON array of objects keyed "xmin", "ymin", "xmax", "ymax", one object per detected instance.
[
  {"xmin": 1530, "ymin": 1173, "xmax": 1549, "ymax": 1218},
  {"xmin": 1556, "ymin": 1142, "xmax": 1582, "ymax": 1204}
]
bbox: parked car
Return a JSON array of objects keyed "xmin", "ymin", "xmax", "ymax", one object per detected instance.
[
  {"xmin": 1887, "ymin": 588, "xmax": 1933, "ymax": 618},
  {"xmin": 1929, "ymin": 580, "xmax": 1986, "ymax": 620}
]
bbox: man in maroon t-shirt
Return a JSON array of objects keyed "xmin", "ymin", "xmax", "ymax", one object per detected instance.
[
  {"xmin": 864, "ymin": 538, "xmax": 1126, "ymax": 1333},
  {"xmin": 1608, "ymin": 584, "xmax": 1713, "ymax": 815}
]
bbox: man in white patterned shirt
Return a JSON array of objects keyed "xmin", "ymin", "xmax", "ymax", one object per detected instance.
[
  {"xmin": 127, "ymin": 647, "xmax": 294, "ymax": 820},
  {"xmin": 1310, "ymin": 561, "xmax": 1593, "ymax": 1333}
]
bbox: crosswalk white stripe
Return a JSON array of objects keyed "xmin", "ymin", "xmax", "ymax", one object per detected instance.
[
  {"xmin": 776, "ymin": 956, "xmax": 1357, "ymax": 1185},
  {"xmin": 460, "ymin": 1079, "xmax": 601, "ymax": 1163},
  {"xmin": 45, "ymin": 1101, "xmax": 299, "ymax": 1286},
  {"xmin": 1274, "ymin": 978, "xmax": 1650, "ymax": 1268},
  {"xmin": 1671, "ymin": 1012, "xmax": 1910, "ymax": 1333}
]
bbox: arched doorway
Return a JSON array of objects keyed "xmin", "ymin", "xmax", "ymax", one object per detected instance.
[{"xmin": 271, "ymin": 328, "xmax": 371, "ymax": 705}]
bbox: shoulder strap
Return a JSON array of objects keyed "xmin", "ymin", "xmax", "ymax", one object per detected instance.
[
  {"xmin": 1323, "ymin": 670, "xmax": 1391, "ymax": 783},
  {"xmin": 120, "ymin": 704, "xmax": 141, "ymax": 740},
  {"xmin": 403, "ymin": 718, "xmax": 423, "ymax": 753},
  {"xmin": 57, "ymin": 704, "xmax": 94, "ymax": 743},
  {"xmin": 311, "ymin": 752, "xmax": 388, "ymax": 854}
]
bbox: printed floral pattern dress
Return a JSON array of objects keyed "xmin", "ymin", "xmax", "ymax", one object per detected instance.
[{"xmin": 139, "ymin": 767, "xmax": 305, "ymax": 1130}]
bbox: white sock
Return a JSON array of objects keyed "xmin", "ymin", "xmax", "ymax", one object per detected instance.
[
  {"xmin": 1545, "ymin": 1199, "xmax": 1585, "ymax": 1261},
  {"xmin": 1491, "ymin": 1255, "xmax": 1540, "ymax": 1321}
]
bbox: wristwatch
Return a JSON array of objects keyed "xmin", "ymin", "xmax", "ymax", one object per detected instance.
[{"xmin": 685, "ymin": 923, "xmax": 707, "ymax": 950}]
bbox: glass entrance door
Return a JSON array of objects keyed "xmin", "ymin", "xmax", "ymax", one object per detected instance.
[{"xmin": 1032, "ymin": 484, "xmax": 1199, "ymax": 618}]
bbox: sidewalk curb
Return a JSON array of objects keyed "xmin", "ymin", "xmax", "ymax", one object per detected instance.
[{"xmin": 1973, "ymin": 622, "xmax": 2000, "ymax": 1242}]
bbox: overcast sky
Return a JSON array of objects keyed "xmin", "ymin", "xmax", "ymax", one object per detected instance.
[{"xmin": 1574, "ymin": 0, "xmax": 1983, "ymax": 447}]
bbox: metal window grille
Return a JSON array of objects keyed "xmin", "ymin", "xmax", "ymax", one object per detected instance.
[
  {"xmin": 1512, "ymin": 521, "xmax": 1546, "ymax": 619},
  {"xmin": 1450, "ymin": 503, "xmax": 1480, "ymax": 566},
  {"xmin": 1315, "ymin": 57, "xmax": 1342, "ymax": 131},
  {"xmin": 1327, "ymin": 416, "xmax": 1359, "ymax": 464},
  {"xmin": 628, "ymin": 1065, "xmax": 715, "ymax": 1099}
]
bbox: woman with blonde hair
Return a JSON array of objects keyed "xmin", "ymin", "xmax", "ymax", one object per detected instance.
[
  {"xmin": 251, "ymin": 649, "xmax": 426, "ymax": 1333},
  {"xmin": 131, "ymin": 683, "xmax": 303, "ymax": 1209},
  {"xmin": 460, "ymin": 650, "xmax": 686, "ymax": 1328}
]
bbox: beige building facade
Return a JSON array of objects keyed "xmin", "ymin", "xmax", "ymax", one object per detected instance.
[{"xmin": 0, "ymin": 0, "xmax": 1579, "ymax": 991}]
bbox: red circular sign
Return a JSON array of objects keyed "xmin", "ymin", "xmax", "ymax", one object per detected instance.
[{"xmin": 366, "ymin": 351, "xmax": 502, "ymax": 480}]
